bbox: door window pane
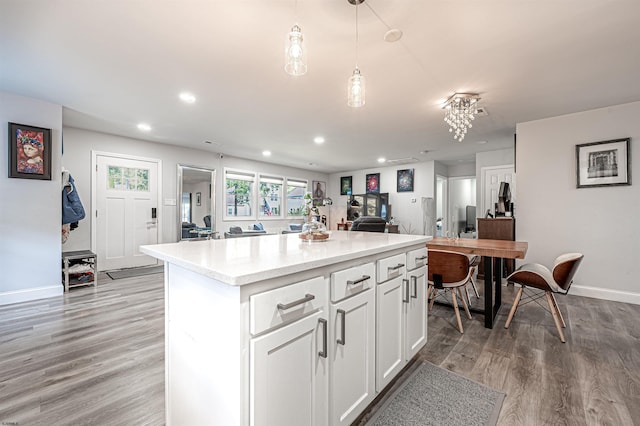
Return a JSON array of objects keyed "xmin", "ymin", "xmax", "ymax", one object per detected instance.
[{"xmin": 108, "ymin": 166, "xmax": 149, "ymax": 191}]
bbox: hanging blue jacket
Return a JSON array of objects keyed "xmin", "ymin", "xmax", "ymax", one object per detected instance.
[{"xmin": 62, "ymin": 174, "xmax": 86, "ymax": 224}]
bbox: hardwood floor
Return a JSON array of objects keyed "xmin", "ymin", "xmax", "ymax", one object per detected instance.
[{"xmin": 1, "ymin": 273, "xmax": 638, "ymax": 425}]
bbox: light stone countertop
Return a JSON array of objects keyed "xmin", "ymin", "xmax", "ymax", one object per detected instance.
[{"xmin": 141, "ymin": 232, "xmax": 431, "ymax": 286}]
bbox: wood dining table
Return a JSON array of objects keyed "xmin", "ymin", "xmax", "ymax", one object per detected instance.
[{"xmin": 426, "ymin": 237, "xmax": 528, "ymax": 329}]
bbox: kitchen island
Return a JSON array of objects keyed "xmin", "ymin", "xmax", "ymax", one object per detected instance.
[{"xmin": 141, "ymin": 231, "xmax": 431, "ymax": 426}]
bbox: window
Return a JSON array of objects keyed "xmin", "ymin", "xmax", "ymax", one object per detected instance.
[
  {"xmin": 225, "ymin": 169, "xmax": 255, "ymax": 218},
  {"xmin": 286, "ymin": 178, "xmax": 308, "ymax": 217},
  {"xmin": 258, "ymin": 175, "xmax": 283, "ymax": 218},
  {"xmin": 107, "ymin": 166, "xmax": 149, "ymax": 191}
]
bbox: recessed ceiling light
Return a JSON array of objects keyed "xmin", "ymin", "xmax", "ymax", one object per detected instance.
[
  {"xmin": 179, "ymin": 92, "xmax": 196, "ymax": 103},
  {"xmin": 377, "ymin": 157, "xmax": 386, "ymax": 163},
  {"xmin": 313, "ymin": 136, "xmax": 325, "ymax": 144},
  {"xmin": 262, "ymin": 150, "xmax": 271, "ymax": 157},
  {"xmin": 137, "ymin": 123, "xmax": 151, "ymax": 132}
]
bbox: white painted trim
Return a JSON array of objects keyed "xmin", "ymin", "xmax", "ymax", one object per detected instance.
[
  {"xmin": 570, "ymin": 285, "xmax": 640, "ymax": 306},
  {"xmin": 0, "ymin": 286, "xmax": 63, "ymax": 306},
  {"xmin": 91, "ymin": 150, "xmax": 163, "ymax": 255}
]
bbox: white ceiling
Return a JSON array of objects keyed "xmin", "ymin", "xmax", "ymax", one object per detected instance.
[{"xmin": 2, "ymin": 1, "xmax": 640, "ymax": 173}]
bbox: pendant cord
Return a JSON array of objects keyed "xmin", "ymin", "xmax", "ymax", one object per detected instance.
[{"xmin": 355, "ymin": 1, "xmax": 359, "ymax": 67}]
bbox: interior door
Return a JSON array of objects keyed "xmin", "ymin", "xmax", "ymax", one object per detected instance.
[
  {"xmin": 481, "ymin": 166, "xmax": 515, "ymax": 217},
  {"xmin": 96, "ymin": 154, "xmax": 159, "ymax": 270}
]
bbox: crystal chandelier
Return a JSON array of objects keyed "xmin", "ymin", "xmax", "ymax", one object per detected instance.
[
  {"xmin": 347, "ymin": 0, "xmax": 365, "ymax": 107},
  {"xmin": 285, "ymin": 24, "xmax": 307, "ymax": 76},
  {"xmin": 443, "ymin": 93, "xmax": 480, "ymax": 142}
]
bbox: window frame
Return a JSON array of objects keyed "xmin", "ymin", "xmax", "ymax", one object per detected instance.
[{"xmin": 224, "ymin": 168, "xmax": 257, "ymax": 221}]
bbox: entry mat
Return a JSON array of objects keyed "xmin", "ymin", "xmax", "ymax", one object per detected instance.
[
  {"xmin": 366, "ymin": 361, "xmax": 505, "ymax": 426},
  {"xmin": 106, "ymin": 265, "xmax": 164, "ymax": 280}
]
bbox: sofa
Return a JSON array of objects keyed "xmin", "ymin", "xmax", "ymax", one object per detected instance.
[{"xmin": 350, "ymin": 216, "xmax": 387, "ymax": 233}]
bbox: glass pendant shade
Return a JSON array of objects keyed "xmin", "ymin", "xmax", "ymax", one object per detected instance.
[
  {"xmin": 285, "ymin": 25, "xmax": 307, "ymax": 76},
  {"xmin": 347, "ymin": 68, "xmax": 365, "ymax": 107}
]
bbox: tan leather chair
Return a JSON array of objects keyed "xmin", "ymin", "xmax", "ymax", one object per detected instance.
[
  {"xmin": 427, "ymin": 250, "xmax": 474, "ymax": 334},
  {"xmin": 504, "ymin": 253, "xmax": 584, "ymax": 342}
]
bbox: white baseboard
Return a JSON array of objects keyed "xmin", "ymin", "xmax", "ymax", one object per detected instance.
[
  {"xmin": 0, "ymin": 285, "xmax": 63, "ymax": 306},
  {"xmin": 570, "ymin": 285, "xmax": 640, "ymax": 306}
]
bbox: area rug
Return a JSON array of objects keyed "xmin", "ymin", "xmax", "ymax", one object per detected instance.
[
  {"xmin": 366, "ymin": 361, "xmax": 505, "ymax": 426},
  {"xmin": 106, "ymin": 265, "xmax": 164, "ymax": 280}
]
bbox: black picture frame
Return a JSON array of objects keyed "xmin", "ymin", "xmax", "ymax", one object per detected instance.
[
  {"xmin": 576, "ymin": 138, "xmax": 631, "ymax": 188},
  {"xmin": 366, "ymin": 173, "xmax": 380, "ymax": 194},
  {"xmin": 8, "ymin": 122, "xmax": 52, "ymax": 180},
  {"xmin": 340, "ymin": 176, "xmax": 352, "ymax": 195},
  {"xmin": 397, "ymin": 168, "xmax": 414, "ymax": 192},
  {"xmin": 196, "ymin": 192, "xmax": 202, "ymax": 206}
]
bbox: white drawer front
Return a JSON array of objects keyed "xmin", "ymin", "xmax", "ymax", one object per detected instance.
[
  {"xmin": 250, "ymin": 276, "xmax": 327, "ymax": 335},
  {"xmin": 330, "ymin": 263, "xmax": 375, "ymax": 303},
  {"xmin": 376, "ymin": 253, "xmax": 406, "ymax": 283},
  {"xmin": 406, "ymin": 247, "xmax": 428, "ymax": 271}
]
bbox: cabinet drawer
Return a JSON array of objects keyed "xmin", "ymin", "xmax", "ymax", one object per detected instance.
[
  {"xmin": 406, "ymin": 247, "xmax": 428, "ymax": 271},
  {"xmin": 331, "ymin": 263, "xmax": 375, "ymax": 303},
  {"xmin": 376, "ymin": 253, "xmax": 406, "ymax": 283},
  {"xmin": 250, "ymin": 276, "xmax": 327, "ymax": 335}
]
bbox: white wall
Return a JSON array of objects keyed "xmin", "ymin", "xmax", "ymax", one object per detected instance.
[
  {"xmin": 62, "ymin": 128, "xmax": 329, "ymax": 250},
  {"xmin": 0, "ymin": 92, "xmax": 63, "ymax": 304},
  {"xmin": 329, "ymin": 161, "xmax": 436, "ymax": 234},
  {"xmin": 516, "ymin": 101, "xmax": 640, "ymax": 304}
]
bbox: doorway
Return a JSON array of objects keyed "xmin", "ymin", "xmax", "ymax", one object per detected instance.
[
  {"xmin": 480, "ymin": 165, "xmax": 516, "ymax": 217},
  {"xmin": 92, "ymin": 152, "xmax": 162, "ymax": 271}
]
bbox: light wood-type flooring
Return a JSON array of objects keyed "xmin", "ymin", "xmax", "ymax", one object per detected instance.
[{"xmin": 1, "ymin": 272, "xmax": 638, "ymax": 425}]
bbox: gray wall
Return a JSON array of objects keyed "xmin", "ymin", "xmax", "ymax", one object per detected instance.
[
  {"xmin": 516, "ymin": 101, "xmax": 640, "ymax": 304},
  {"xmin": 1, "ymin": 92, "xmax": 63, "ymax": 304}
]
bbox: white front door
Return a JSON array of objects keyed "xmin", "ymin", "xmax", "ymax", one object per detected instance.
[
  {"xmin": 95, "ymin": 153, "xmax": 160, "ymax": 270},
  {"xmin": 480, "ymin": 165, "xmax": 516, "ymax": 217}
]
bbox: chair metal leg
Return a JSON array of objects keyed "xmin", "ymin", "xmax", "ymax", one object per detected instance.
[
  {"xmin": 457, "ymin": 287, "xmax": 472, "ymax": 320},
  {"xmin": 550, "ymin": 293, "xmax": 566, "ymax": 328},
  {"xmin": 504, "ymin": 286, "xmax": 524, "ymax": 329},
  {"xmin": 545, "ymin": 291, "xmax": 566, "ymax": 343},
  {"xmin": 450, "ymin": 289, "xmax": 464, "ymax": 334}
]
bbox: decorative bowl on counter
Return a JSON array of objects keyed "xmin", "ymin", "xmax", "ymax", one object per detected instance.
[{"xmin": 299, "ymin": 219, "xmax": 330, "ymax": 241}]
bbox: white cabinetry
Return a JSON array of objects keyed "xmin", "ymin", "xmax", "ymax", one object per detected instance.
[
  {"xmin": 405, "ymin": 248, "xmax": 428, "ymax": 361},
  {"xmin": 249, "ymin": 277, "xmax": 328, "ymax": 426},
  {"xmin": 375, "ymin": 248, "xmax": 428, "ymax": 392},
  {"xmin": 375, "ymin": 253, "xmax": 407, "ymax": 391},
  {"xmin": 329, "ymin": 263, "xmax": 376, "ymax": 426}
]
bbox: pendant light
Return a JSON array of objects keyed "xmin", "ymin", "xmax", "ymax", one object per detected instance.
[
  {"xmin": 285, "ymin": 1, "xmax": 307, "ymax": 76},
  {"xmin": 347, "ymin": 0, "xmax": 365, "ymax": 107}
]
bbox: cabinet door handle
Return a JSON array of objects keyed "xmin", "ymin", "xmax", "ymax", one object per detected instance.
[
  {"xmin": 416, "ymin": 255, "xmax": 428, "ymax": 261},
  {"xmin": 388, "ymin": 263, "xmax": 405, "ymax": 271},
  {"xmin": 403, "ymin": 279, "xmax": 410, "ymax": 303},
  {"xmin": 347, "ymin": 275, "xmax": 371, "ymax": 286},
  {"xmin": 337, "ymin": 309, "xmax": 346, "ymax": 345},
  {"xmin": 318, "ymin": 318, "xmax": 327, "ymax": 358},
  {"xmin": 277, "ymin": 294, "xmax": 315, "ymax": 310},
  {"xmin": 411, "ymin": 275, "xmax": 418, "ymax": 299}
]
